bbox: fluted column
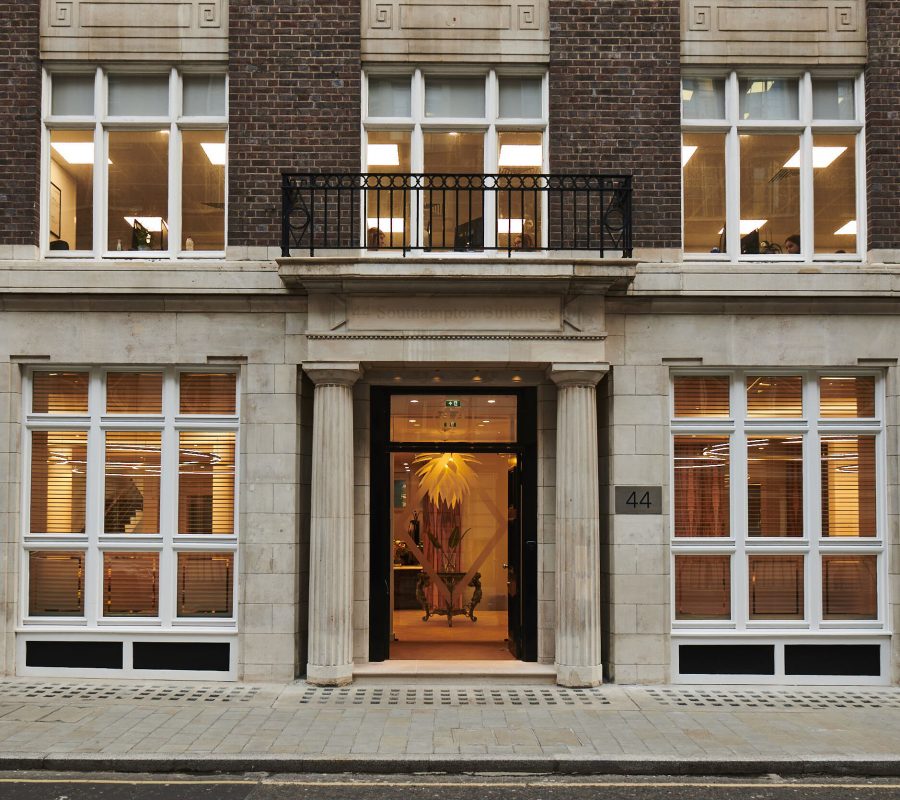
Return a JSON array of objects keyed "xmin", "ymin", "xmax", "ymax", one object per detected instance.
[
  {"xmin": 303, "ymin": 362, "xmax": 361, "ymax": 686},
  {"xmin": 549, "ymin": 363, "xmax": 608, "ymax": 687}
]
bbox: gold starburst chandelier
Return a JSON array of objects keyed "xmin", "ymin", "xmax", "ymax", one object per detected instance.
[{"xmin": 412, "ymin": 452, "xmax": 480, "ymax": 508}]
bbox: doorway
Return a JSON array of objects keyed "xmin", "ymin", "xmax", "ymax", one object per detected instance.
[{"xmin": 370, "ymin": 387, "xmax": 537, "ymax": 662}]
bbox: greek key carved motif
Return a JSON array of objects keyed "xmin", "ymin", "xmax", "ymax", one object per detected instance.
[
  {"xmin": 835, "ymin": 5, "xmax": 857, "ymax": 31},
  {"xmin": 372, "ymin": 2, "xmax": 393, "ymax": 28},
  {"xmin": 688, "ymin": 2, "xmax": 712, "ymax": 31},
  {"xmin": 51, "ymin": 0, "xmax": 74, "ymax": 27},
  {"xmin": 198, "ymin": 0, "xmax": 220, "ymax": 28},
  {"xmin": 517, "ymin": 4, "xmax": 538, "ymax": 30}
]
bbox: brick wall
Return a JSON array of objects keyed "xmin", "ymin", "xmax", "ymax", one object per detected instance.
[
  {"xmin": 0, "ymin": 1, "xmax": 41, "ymax": 248},
  {"xmin": 229, "ymin": 0, "xmax": 361, "ymax": 249},
  {"xmin": 866, "ymin": 1, "xmax": 900, "ymax": 252},
  {"xmin": 549, "ymin": 0, "xmax": 681, "ymax": 250}
]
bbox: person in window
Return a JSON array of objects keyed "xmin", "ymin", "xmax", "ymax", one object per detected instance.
[
  {"xmin": 784, "ymin": 234, "xmax": 801, "ymax": 255},
  {"xmin": 367, "ymin": 227, "xmax": 386, "ymax": 250}
]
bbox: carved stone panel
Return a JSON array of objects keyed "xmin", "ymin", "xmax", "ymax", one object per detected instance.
[
  {"xmin": 41, "ymin": 0, "xmax": 227, "ymax": 61},
  {"xmin": 682, "ymin": 0, "xmax": 866, "ymax": 65}
]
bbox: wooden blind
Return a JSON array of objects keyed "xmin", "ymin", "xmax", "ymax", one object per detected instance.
[
  {"xmin": 822, "ymin": 554, "xmax": 877, "ymax": 619},
  {"xmin": 747, "ymin": 437, "xmax": 804, "ymax": 537},
  {"xmin": 103, "ymin": 552, "xmax": 159, "ymax": 617},
  {"xmin": 819, "ymin": 376, "xmax": 875, "ymax": 418},
  {"xmin": 673, "ymin": 435, "xmax": 730, "ymax": 537},
  {"xmin": 32, "ymin": 371, "xmax": 88, "ymax": 414},
  {"xmin": 177, "ymin": 552, "xmax": 233, "ymax": 617},
  {"xmin": 748, "ymin": 555, "xmax": 804, "ymax": 620},
  {"xmin": 673, "ymin": 376, "xmax": 730, "ymax": 417},
  {"xmin": 30, "ymin": 430, "xmax": 88, "ymax": 534},
  {"xmin": 28, "ymin": 551, "xmax": 84, "ymax": 616},
  {"xmin": 106, "ymin": 372, "xmax": 163, "ymax": 414},
  {"xmin": 104, "ymin": 431, "xmax": 161, "ymax": 533},
  {"xmin": 179, "ymin": 373, "xmax": 237, "ymax": 414},
  {"xmin": 675, "ymin": 555, "xmax": 731, "ymax": 620},
  {"xmin": 820, "ymin": 435, "xmax": 876, "ymax": 537},
  {"xmin": 746, "ymin": 376, "xmax": 803, "ymax": 417},
  {"xmin": 178, "ymin": 432, "xmax": 236, "ymax": 534}
]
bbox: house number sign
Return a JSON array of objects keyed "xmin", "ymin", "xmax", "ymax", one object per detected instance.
[{"xmin": 614, "ymin": 486, "xmax": 662, "ymax": 515}]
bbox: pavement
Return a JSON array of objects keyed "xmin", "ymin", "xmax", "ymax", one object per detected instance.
[{"xmin": 0, "ymin": 679, "xmax": 898, "ymax": 776}]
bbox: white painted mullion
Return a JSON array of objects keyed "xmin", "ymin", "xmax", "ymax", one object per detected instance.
[
  {"xmin": 804, "ymin": 373, "xmax": 820, "ymax": 629},
  {"xmin": 95, "ymin": 67, "xmax": 105, "ymax": 258},
  {"xmin": 167, "ymin": 68, "xmax": 180, "ymax": 258},
  {"xmin": 731, "ymin": 372, "xmax": 748, "ymax": 629},
  {"xmin": 483, "ymin": 70, "xmax": 498, "ymax": 249},
  {"xmin": 161, "ymin": 368, "xmax": 180, "ymax": 627},
  {"xmin": 84, "ymin": 369, "xmax": 104, "ymax": 626},
  {"xmin": 411, "ymin": 70, "xmax": 425, "ymax": 248},
  {"xmin": 800, "ymin": 73, "xmax": 815, "ymax": 260},
  {"xmin": 855, "ymin": 72, "xmax": 867, "ymax": 260},
  {"xmin": 725, "ymin": 73, "xmax": 741, "ymax": 262}
]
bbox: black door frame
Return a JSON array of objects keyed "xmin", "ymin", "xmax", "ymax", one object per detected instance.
[{"xmin": 369, "ymin": 385, "xmax": 538, "ymax": 662}]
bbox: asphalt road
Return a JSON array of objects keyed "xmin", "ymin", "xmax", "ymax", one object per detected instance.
[{"xmin": 0, "ymin": 773, "xmax": 898, "ymax": 800}]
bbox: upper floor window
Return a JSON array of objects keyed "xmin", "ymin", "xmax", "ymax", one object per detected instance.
[
  {"xmin": 681, "ymin": 73, "xmax": 864, "ymax": 261},
  {"xmin": 44, "ymin": 69, "xmax": 227, "ymax": 258}
]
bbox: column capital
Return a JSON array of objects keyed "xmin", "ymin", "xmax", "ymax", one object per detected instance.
[
  {"xmin": 547, "ymin": 362, "xmax": 609, "ymax": 388},
  {"xmin": 303, "ymin": 362, "xmax": 362, "ymax": 387}
]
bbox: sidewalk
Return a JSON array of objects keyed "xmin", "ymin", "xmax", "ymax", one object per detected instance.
[{"xmin": 0, "ymin": 679, "xmax": 898, "ymax": 776}]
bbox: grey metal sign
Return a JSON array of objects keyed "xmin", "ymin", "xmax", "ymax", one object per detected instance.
[{"xmin": 614, "ymin": 486, "xmax": 663, "ymax": 515}]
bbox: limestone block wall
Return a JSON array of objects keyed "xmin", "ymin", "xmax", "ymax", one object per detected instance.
[
  {"xmin": 537, "ymin": 383, "xmax": 556, "ymax": 663},
  {"xmin": 352, "ymin": 383, "xmax": 371, "ymax": 663},
  {"xmin": 0, "ymin": 363, "xmax": 21, "ymax": 675}
]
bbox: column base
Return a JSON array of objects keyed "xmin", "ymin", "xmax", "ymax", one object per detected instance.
[
  {"xmin": 555, "ymin": 663, "xmax": 603, "ymax": 687},
  {"xmin": 306, "ymin": 663, "xmax": 354, "ymax": 686}
]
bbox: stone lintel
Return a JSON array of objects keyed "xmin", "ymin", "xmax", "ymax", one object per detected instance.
[
  {"xmin": 302, "ymin": 362, "xmax": 363, "ymax": 386},
  {"xmin": 547, "ymin": 362, "xmax": 609, "ymax": 388}
]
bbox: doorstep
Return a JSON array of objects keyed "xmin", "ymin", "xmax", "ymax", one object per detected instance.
[{"xmin": 352, "ymin": 660, "xmax": 558, "ymax": 684}]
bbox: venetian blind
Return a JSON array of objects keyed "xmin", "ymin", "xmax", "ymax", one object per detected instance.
[
  {"xmin": 28, "ymin": 551, "xmax": 84, "ymax": 616},
  {"xmin": 177, "ymin": 552, "xmax": 234, "ymax": 617},
  {"xmin": 104, "ymin": 431, "xmax": 161, "ymax": 533},
  {"xmin": 822, "ymin": 555, "xmax": 877, "ymax": 619},
  {"xmin": 673, "ymin": 376, "xmax": 730, "ymax": 418},
  {"xmin": 746, "ymin": 376, "xmax": 803, "ymax": 417},
  {"xmin": 103, "ymin": 552, "xmax": 159, "ymax": 617},
  {"xmin": 673, "ymin": 436, "xmax": 730, "ymax": 537},
  {"xmin": 32, "ymin": 371, "xmax": 89, "ymax": 414},
  {"xmin": 30, "ymin": 430, "xmax": 88, "ymax": 534},
  {"xmin": 747, "ymin": 437, "xmax": 804, "ymax": 537},
  {"xmin": 106, "ymin": 372, "xmax": 163, "ymax": 414},
  {"xmin": 179, "ymin": 373, "xmax": 237, "ymax": 415},
  {"xmin": 675, "ymin": 555, "xmax": 731, "ymax": 620},
  {"xmin": 178, "ymin": 432, "xmax": 236, "ymax": 534},
  {"xmin": 819, "ymin": 376, "xmax": 876, "ymax": 418},
  {"xmin": 821, "ymin": 435, "xmax": 876, "ymax": 537},
  {"xmin": 748, "ymin": 555, "xmax": 804, "ymax": 619}
]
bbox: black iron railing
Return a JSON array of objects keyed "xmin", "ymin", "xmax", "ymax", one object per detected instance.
[{"xmin": 281, "ymin": 173, "xmax": 632, "ymax": 257}]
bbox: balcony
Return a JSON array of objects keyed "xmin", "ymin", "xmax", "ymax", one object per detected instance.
[{"xmin": 280, "ymin": 173, "xmax": 632, "ymax": 258}]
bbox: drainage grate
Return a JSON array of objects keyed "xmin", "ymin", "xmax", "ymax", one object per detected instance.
[
  {"xmin": 295, "ymin": 686, "xmax": 612, "ymax": 707},
  {"xmin": 0, "ymin": 681, "xmax": 262, "ymax": 704},
  {"xmin": 643, "ymin": 687, "xmax": 900, "ymax": 710}
]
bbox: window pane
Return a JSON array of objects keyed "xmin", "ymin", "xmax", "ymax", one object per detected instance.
[
  {"xmin": 822, "ymin": 554, "xmax": 877, "ymax": 619},
  {"xmin": 108, "ymin": 130, "xmax": 169, "ymax": 252},
  {"xmin": 739, "ymin": 134, "xmax": 800, "ymax": 255},
  {"xmin": 675, "ymin": 555, "xmax": 731, "ymax": 619},
  {"xmin": 749, "ymin": 555, "xmax": 804, "ymax": 620},
  {"xmin": 178, "ymin": 432, "xmax": 236, "ymax": 534},
  {"xmin": 682, "ymin": 77, "xmax": 726, "ymax": 119},
  {"xmin": 368, "ymin": 77, "xmax": 412, "ymax": 117},
  {"xmin": 423, "ymin": 132, "xmax": 484, "ymax": 249},
  {"xmin": 674, "ymin": 436, "xmax": 730, "ymax": 537},
  {"xmin": 498, "ymin": 77, "xmax": 542, "ymax": 118},
  {"xmin": 683, "ymin": 132, "xmax": 726, "ymax": 254},
  {"xmin": 673, "ymin": 375, "xmax": 730, "ymax": 418},
  {"xmin": 104, "ymin": 431, "xmax": 161, "ymax": 533},
  {"xmin": 366, "ymin": 131, "xmax": 412, "ymax": 249},
  {"xmin": 181, "ymin": 130, "xmax": 225, "ymax": 251},
  {"xmin": 30, "ymin": 431, "xmax": 87, "ymax": 534},
  {"xmin": 51, "ymin": 74, "xmax": 95, "ymax": 116},
  {"xmin": 179, "ymin": 373, "xmax": 237, "ymax": 414},
  {"xmin": 813, "ymin": 79, "xmax": 855, "ymax": 120},
  {"xmin": 390, "ymin": 394, "xmax": 516, "ymax": 443},
  {"xmin": 739, "ymin": 79, "xmax": 798, "ymax": 119},
  {"xmin": 821, "ymin": 435, "xmax": 876, "ymax": 538},
  {"xmin": 182, "ymin": 74, "xmax": 226, "ymax": 117},
  {"xmin": 48, "ymin": 130, "xmax": 94, "ymax": 252},
  {"xmin": 32, "ymin": 371, "xmax": 88, "ymax": 413},
  {"xmin": 108, "ymin": 75, "xmax": 169, "ymax": 116},
  {"xmin": 106, "ymin": 372, "xmax": 163, "ymax": 414},
  {"xmin": 29, "ymin": 551, "xmax": 85, "ymax": 616},
  {"xmin": 497, "ymin": 131, "xmax": 542, "ymax": 249},
  {"xmin": 813, "ymin": 133, "xmax": 857, "ymax": 255},
  {"xmin": 103, "ymin": 552, "xmax": 159, "ymax": 616},
  {"xmin": 746, "ymin": 375, "xmax": 802, "ymax": 417},
  {"xmin": 177, "ymin": 552, "xmax": 234, "ymax": 617},
  {"xmin": 747, "ymin": 437, "xmax": 804, "ymax": 537},
  {"xmin": 819, "ymin": 376, "xmax": 875, "ymax": 418},
  {"xmin": 425, "ymin": 77, "xmax": 485, "ymax": 118}
]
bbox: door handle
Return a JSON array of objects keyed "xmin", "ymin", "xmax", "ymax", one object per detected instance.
[{"xmin": 502, "ymin": 563, "xmax": 510, "ymax": 569}]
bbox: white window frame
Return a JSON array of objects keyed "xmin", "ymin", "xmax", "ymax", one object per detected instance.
[
  {"xmin": 669, "ymin": 370, "xmax": 889, "ymax": 684},
  {"xmin": 681, "ymin": 71, "xmax": 866, "ymax": 263},
  {"xmin": 361, "ymin": 67, "xmax": 549, "ymax": 251},
  {"xmin": 41, "ymin": 67, "xmax": 228, "ymax": 260}
]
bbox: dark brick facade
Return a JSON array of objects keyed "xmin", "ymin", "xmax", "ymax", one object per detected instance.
[
  {"xmin": 548, "ymin": 0, "xmax": 681, "ymax": 250},
  {"xmin": 229, "ymin": 0, "xmax": 361, "ymax": 249},
  {"xmin": 0, "ymin": 1, "xmax": 41, "ymax": 247},
  {"xmin": 866, "ymin": 1, "xmax": 900, "ymax": 252}
]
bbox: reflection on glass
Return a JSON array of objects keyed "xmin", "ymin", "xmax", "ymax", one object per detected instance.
[
  {"xmin": 108, "ymin": 75, "xmax": 169, "ymax": 116},
  {"xmin": 821, "ymin": 435, "xmax": 876, "ymax": 538},
  {"xmin": 739, "ymin": 79, "xmax": 798, "ymax": 119},
  {"xmin": 182, "ymin": 75, "xmax": 226, "ymax": 117},
  {"xmin": 108, "ymin": 130, "xmax": 169, "ymax": 252},
  {"xmin": 813, "ymin": 134, "xmax": 856, "ymax": 254},
  {"xmin": 51, "ymin": 74, "xmax": 94, "ymax": 116},
  {"xmin": 32, "ymin": 371, "xmax": 89, "ymax": 413},
  {"xmin": 739, "ymin": 134, "xmax": 800, "ymax": 254},
  {"xmin": 177, "ymin": 552, "xmax": 234, "ymax": 617},
  {"xmin": 48, "ymin": 130, "xmax": 94, "ymax": 251},
  {"xmin": 390, "ymin": 395, "xmax": 517, "ymax": 443},
  {"xmin": 675, "ymin": 555, "xmax": 731, "ymax": 619},
  {"xmin": 497, "ymin": 131, "xmax": 542, "ymax": 249},
  {"xmin": 365, "ymin": 130, "xmax": 412, "ymax": 249},
  {"xmin": 104, "ymin": 431, "xmax": 161, "ymax": 533},
  {"xmin": 749, "ymin": 555, "xmax": 804, "ymax": 620},
  {"xmin": 673, "ymin": 436, "xmax": 730, "ymax": 537},
  {"xmin": 106, "ymin": 372, "xmax": 163, "ymax": 414},
  {"xmin": 182, "ymin": 130, "xmax": 225, "ymax": 251},
  {"xmin": 747, "ymin": 437, "xmax": 804, "ymax": 537},
  {"xmin": 673, "ymin": 376, "xmax": 730, "ymax": 418},
  {"xmin": 822, "ymin": 554, "xmax": 877, "ymax": 619},
  {"xmin": 424, "ymin": 77, "xmax": 485, "ymax": 118},
  {"xmin": 498, "ymin": 77, "xmax": 542, "ymax": 118},
  {"xmin": 683, "ymin": 132, "xmax": 725, "ymax": 253},
  {"xmin": 424, "ymin": 132, "xmax": 484, "ymax": 250},
  {"xmin": 682, "ymin": 77, "xmax": 726, "ymax": 119},
  {"xmin": 813, "ymin": 79, "xmax": 855, "ymax": 120},
  {"xmin": 103, "ymin": 552, "xmax": 159, "ymax": 616},
  {"xmin": 746, "ymin": 376, "xmax": 802, "ymax": 417},
  {"xmin": 819, "ymin": 376, "xmax": 875, "ymax": 418},
  {"xmin": 29, "ymin": 551, "xmax": 85, "ymax": 616},
  {"xmin": 368, "ymin": 77, "xmax": 412, "ymax": 117},
  {"xmin": 178, "ymin": 432, "xmax": 236, "ymax": 534},
  {"xmin": 30, "ymin": 431, "xmax": 88, "ymax": 534}
]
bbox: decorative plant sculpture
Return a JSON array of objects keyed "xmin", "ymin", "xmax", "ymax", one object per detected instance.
[{"xmin": 412, "ymin": 452, "xmax": 479, "ymax": 508}]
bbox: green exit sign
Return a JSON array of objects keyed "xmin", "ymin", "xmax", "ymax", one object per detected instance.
[{"xmin": 445, "ymin": 399, "xmax": 461, "ymax": 407}]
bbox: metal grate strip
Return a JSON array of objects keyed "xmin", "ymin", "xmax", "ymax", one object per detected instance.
[
  {"xmin": 295, "ymin": 686, "xmax": 612, "ymax": 707},
  {"xmin": 0, "ymin": 681, "xmax": 262, "ymax": 704},
  {"xmin": 644, "ymin": 687, "xmax": 900, "ymax": 710}
]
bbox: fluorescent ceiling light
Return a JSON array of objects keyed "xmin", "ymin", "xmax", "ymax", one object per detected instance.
[
  {"xmin": 497, "ymin": 218, "xmax": 524, "ymax": 234},
  {"xmin": 366, "ymin": 217, "xmax": 404, "ymax": 232},
  {"xmin": 681, "ymin": 88, "xmax": 694, "ymax": 102},
  {"xmin": 681, "ymin": 145, "xmax": 698, "ymax": 167},
  {"xmin": 834, "ymin": 220, "xmax": 857, "ymax": 236},
  {"xmin": 747, "ymin": 80, "xmax": 774, "ymax": 94},
  {"xmin": 498, "ymin": 144, "xmax": 542, "ymax": 168},
  {"xmin": 200, "ymin": 142, "xmax": 226, "ymax": 166},
  {"xmin": 367, "ymin": 143, "xmax": 400, "ymax": 166},
  {"xmin": 783, "ymin": 146, "xmax": 847, "ymax": 169},
  {"xmin": 51, "ymin": 142, "xmax": 95, "ymax": 165},
  {"xmin": 718, "ymin": 219, "xmax": 767, "ymax": 236},
  {"xmin": 123, "ymin": 216, "xmax": 166, "ymax": 232}
]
